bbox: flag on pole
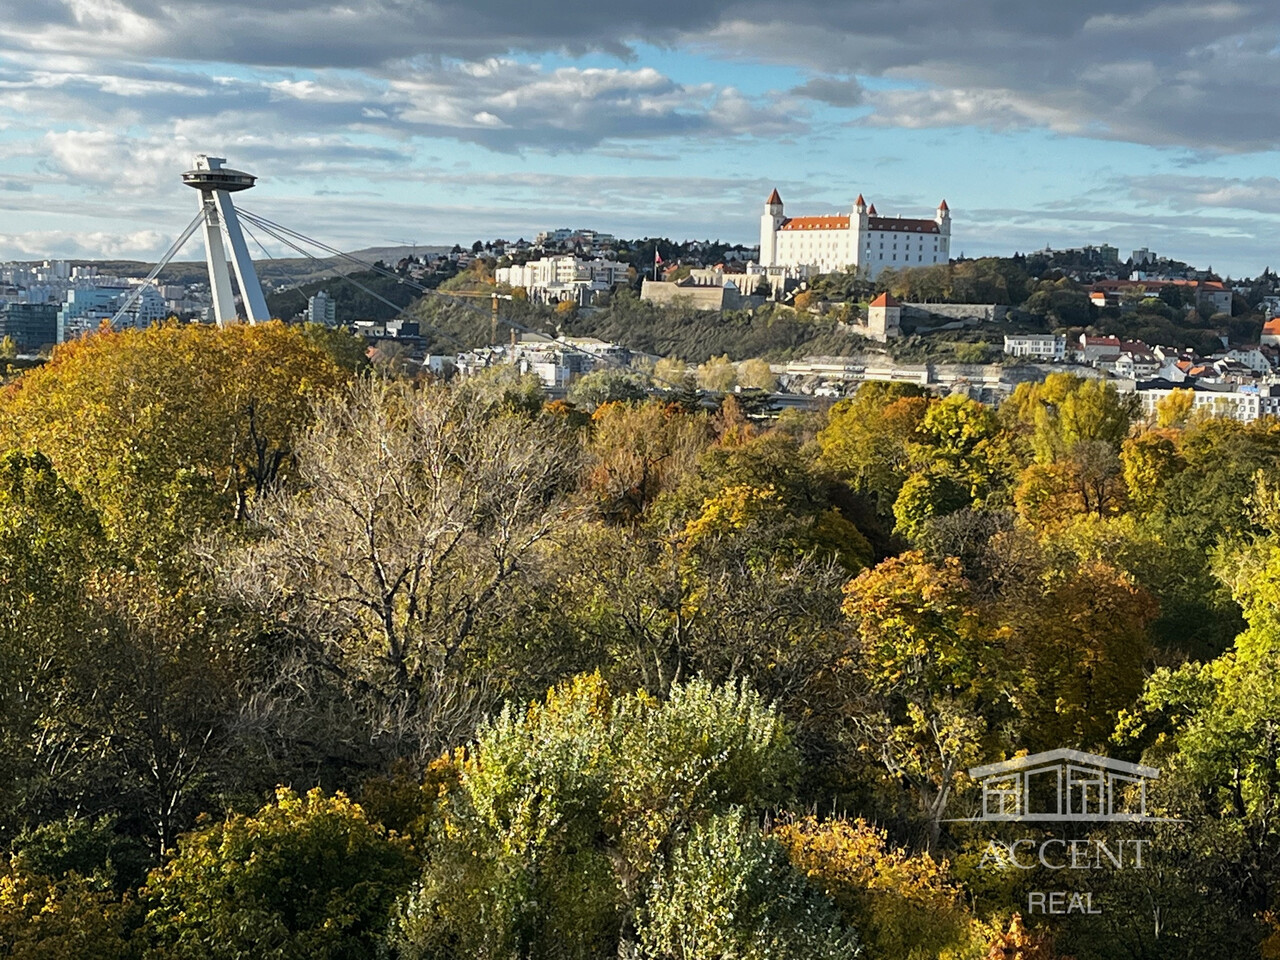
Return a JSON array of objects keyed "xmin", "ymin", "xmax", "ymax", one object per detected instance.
[{"xmin": 654, "ymin": 250, "xmax": 663, "ymax": 281}]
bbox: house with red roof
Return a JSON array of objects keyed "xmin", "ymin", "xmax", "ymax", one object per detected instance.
[{"xmin": 1261, "ymin": 317, "xmax": 1280, "ymax": 347}]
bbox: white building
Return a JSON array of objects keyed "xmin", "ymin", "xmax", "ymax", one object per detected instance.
[
  {"xmin": 307, "ymin": 291, "xmax": 337, "ymax": 326},
  {"xmin": 1004, "ymin": 334, "xmax": 1066, "ymax": 361},
  {"xmin": 756, "ymin": 189, "xmax": 951, "ymax": 279},
  {"xmin": 495, "ymin": 256, "xmax": 629, "ymax": 306},
  {"xmin": 866, "ymin": 292, "xmax": 902, "ymax": 342},
  {"xmin": 1135, "ymin": 384, "xmax": 1280, "ymax": 423}
]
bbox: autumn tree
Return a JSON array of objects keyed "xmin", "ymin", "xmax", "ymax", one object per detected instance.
[
  {"xmin": 817, "ymin": 383, "xmax": 930, "ymax": 516},
  {"xmin": 222, "ymin": 376, "xmax": 581, "ymax": 763},
  {"xmin": 142, "ymin": 788, "xmax": 415, "ymax": 959},
  {"xmin": 695, "ymin": 354, "xmax": 737, "ymax": 393},
  {"xmin": 1007, "ymin": 374, "xmax": 1137, "ymax": 526},
  {"xmin": 774, "ymin": 816, "xmax": 975, "ymax": 959},
  {"xmin": 841, "ymin": 552, "xmax": 1006, "ymax": 847},
  {"xmin": 0, "ymin": 321, "xmax": 350, "ymax": 566},
  {"xmin": 736, "ymin": 358, "xmax": 777, "ymax": 392}
]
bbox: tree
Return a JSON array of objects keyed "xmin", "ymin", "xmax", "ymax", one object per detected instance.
[
  {"xmin": 637, "ymin": 810, "xmax": 857, "ymax": 960},
  {"xmin": 695, "ymin": 354, "xmax": 737, "ymax": 393},
  {"xmin": 1006, "ymin": 374, "xmax": 1137, "ymax": 527},
  {"xmin": 583, "ymin": 400, "xmax": 713, "ymax": 523},
  {"xmin": 1155, "ymin": 388, "xmax": 1195, "ymax": 428},
  {"xmin": 567, "ymin": 368, "xmax": 649, "ymax": 411},
  {"xmin": 142, "ymin": 788, "xmax": 415, "ymax": 959},
  {"xmin": 737, "ymin": 358, "xmax": 777, "ymax": 392},
  {"xmin": 817, "ymin": 383, "xmax": 930, "ymax": 516},
  {"xmin": 893, "ymin": 394, "xmax": 1016, "ymax": 539},
  {"xmin": 0, "ymin": 336, "xmax": 16, "ymax": 360},
  {"xmin": 0, "ymin": 321, "xmax": 350, "ymax": 566},
  {"xmin": 223, "ymin": 377, "xmax": 581, "ymax": 763},
  {"xmin": 653, "ymin": 356, "xmax": 694, "ymax": 392},
  {"xmin": 0, "ymin": 861, "xmax": 128, "ymax": 960},
  {"xmin": 774, "ymin": 816, "xmax": 975, "ymax": 960},
  {"xmin": 841, "ymin": 552, "xmax": 1004, "ymax": 847},
  {"xmin": 391, "ymin": 675, "xmax": 806, "ymax": 959}
]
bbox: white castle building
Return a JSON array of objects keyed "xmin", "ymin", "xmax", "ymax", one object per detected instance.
[{"xmin": 756, "ymin": 189, "xmax": 951, "ymax": 279}]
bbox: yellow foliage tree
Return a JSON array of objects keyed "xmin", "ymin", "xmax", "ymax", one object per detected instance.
[
  {"xmin": 0, "ymin": 321, "xmax": 350, "ymax": 562},
  {"xmin": 774, "ymin": 816, "xmax": 977, "ymax": 960},
  {"xmin": 696, "ymin": 354, "xmax": 737, "ymax": 393},
  {"xmin": 1155, "ymin": 387, "xmax": 1195, "ymax": 428},
  {"xmin": 737, "ymin": 358, "xmax": 777, "ymax": 392},
  {"xmin": 0, "ymin": 864, "xmax": 128, "ymax": 959}
]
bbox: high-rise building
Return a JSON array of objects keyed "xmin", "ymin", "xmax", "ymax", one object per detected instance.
[
  {"xmin": 307, "ymin": 290, "xmax": 337, "ymax": 325},
  {"xmin": 0, "ymin": 302, "xmax": 58, "ymax": 352}
]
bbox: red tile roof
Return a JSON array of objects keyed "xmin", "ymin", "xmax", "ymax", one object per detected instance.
[
  {"xmin": 868, "ymin": 217, "xmax": 940, "ymax": 234},
  {"xmin": 939, "ymin": 199, "xmax": 949, "ymax": 211},
  {"xmin": 855, "ymin": 193, "xmax": 865, "ymax": 206},
  {"xmin": 766, "ymin": 188, "xmax": 782, "ymax": 205},
  {"xmin": 779, "ymin": 215, "xmax": 850, "ymax": 230},
  {"xmin": 870, "ymin": 292, "xmax": 900, "ymax": 307},
  {"xmin": 1263, "ymin": 317, "xmax": 1280, "ymax": 336}
]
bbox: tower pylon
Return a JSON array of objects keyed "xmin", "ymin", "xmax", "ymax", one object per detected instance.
[{"xmin": 181, "ymin": 155, "xmax": 270, "ymax": 325}]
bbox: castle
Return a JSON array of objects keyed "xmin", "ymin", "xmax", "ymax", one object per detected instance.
[{"xmin": 757, "ymin": 189, "xmax": 951, "ymax": 279}]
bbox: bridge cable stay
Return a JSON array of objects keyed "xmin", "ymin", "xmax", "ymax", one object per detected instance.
[
  {"xmin": 238, "ymin": 215, "xmax": 474, "ymax": 355},
  {"xmin": 235, "ymin": 208, "xmax": 701, "ymax": 388},
  {"xmin": 106, "ymin": 208, "xmax": 207, "ymax": 329}
]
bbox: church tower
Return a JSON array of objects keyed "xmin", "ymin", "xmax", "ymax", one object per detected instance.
[{"xmin": 760, "ymin": 188, "xmax": 784, "ymax": 267}]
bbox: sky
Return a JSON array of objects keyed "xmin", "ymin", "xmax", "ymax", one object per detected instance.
[{"xmin": 2, "ymin": 1, "xmax": 1280, "ymax": 275}]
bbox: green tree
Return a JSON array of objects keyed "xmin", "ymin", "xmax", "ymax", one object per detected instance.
[
  {"xmin": 637, "ymin": 810, "xmax": 857, "ymax": 960},
  {"xmin": 568, "ymin": 368, "xmax": 649, "ymax": 411},
  {"xmin": 143, "ymin": 788, "xmax": 415, "ymax": 960},
  {"xmin": 391, "ymin": 674, "xmax": 804, "ymax": 959}
]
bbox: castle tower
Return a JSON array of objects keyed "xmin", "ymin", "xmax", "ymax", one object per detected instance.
[
  {"xmin": 760, "ymin": 188, "xmax": 784, "ymax": 267},
  {"xmin": 851, "ymin": 194, "xmax": 868, "ymax": 273},
  {"xmin": 936, "ymin": 199, "xmax": 951, "ymax": 232},
  {"xmin": 867, "ymin": 291, "xmax": 901, "ymax": 343}
]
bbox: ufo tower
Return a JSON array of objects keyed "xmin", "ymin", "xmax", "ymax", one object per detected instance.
[{"xmin": 181, "ymin": 154, "xmax": 270, "ymax": 325}]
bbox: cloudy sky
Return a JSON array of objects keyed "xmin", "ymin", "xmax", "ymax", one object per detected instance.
[{"xmin": 2, "ymin": 0, "xmax": 1280, "ymax": 273}]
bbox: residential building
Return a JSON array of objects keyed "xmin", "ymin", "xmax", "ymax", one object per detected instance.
[
  {"xmin": 1003, "ymin": 334, "xmax": 1066, "ymax": 361},
  {"xmin": 307, "ymin": 291, "xmax": 337, "ymax": 325},
  {"xmin": 0, "ymin": 302, "xmax": 58, "ymax": 352},
  {"xmin": 1134, "ymin": 380, "xmax": 1280, "ymax": 423},
  {"xmin": 1262, "ymin": 317, "xmax": 1280, "ymax": 347},
  {"xmin": 757, "ymin": 190, "xmax": 951, "ymax": 279},
  {"xmin": 496, "ymin": 256, "xmax": 629, "ymax": 306},
  {"xmin": 57, "ymin": 285, "xmax": 130, "ymax": 341}
]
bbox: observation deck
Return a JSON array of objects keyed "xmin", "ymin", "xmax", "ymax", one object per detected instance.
[{"xmin": 182, "ymin": 167, "xmax": 257, "ymax": 192}]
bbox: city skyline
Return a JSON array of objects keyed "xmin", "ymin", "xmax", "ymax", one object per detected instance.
[{"xmin": 3, "ymin": 2, "xmax": 1280, "ymax": 275}]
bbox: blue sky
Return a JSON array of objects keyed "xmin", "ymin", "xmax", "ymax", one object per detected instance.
[{"xmin": 3, "ymin": 1, "xmax": 1280, "ymax": 275}]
